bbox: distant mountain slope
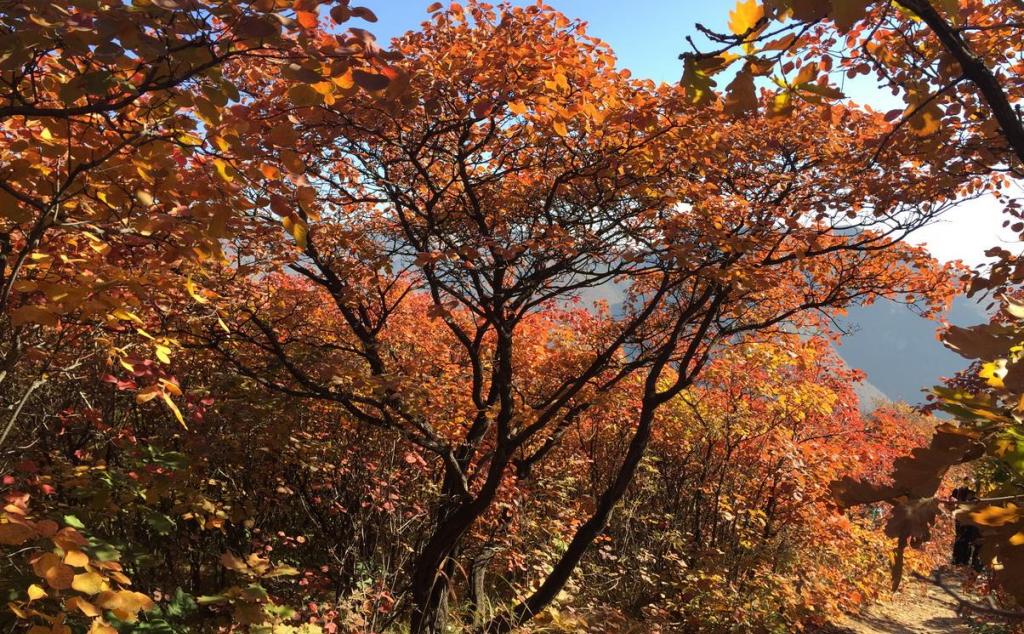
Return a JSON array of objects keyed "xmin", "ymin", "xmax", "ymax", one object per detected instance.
[
  {"xmin": 852, "ymin": 378, "xmax": 890, "ymax": 412},
  {"xmin": 836, "ymin": 296, "xmax": 987, "ymax": 408}
]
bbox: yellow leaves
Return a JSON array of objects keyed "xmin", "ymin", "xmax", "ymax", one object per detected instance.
[
  {"xmin": 110, "ymin": 308, "xmax": 144, "ymax": 325},
  {"xmin": 176, "ymin": 132, "xmax": 203, "ymax": 146},
  {"xmin": 282, "ymin": 214, "xmax": 309, "ymax": 248},
  {"xmin": 220, "ymin": 551, "xmax": 249, "ymax": 573},
  {"xmin": 904, "ymin": 93, "xmax": 943, "ymax": 137},
  {"xmin": 137, "ymin": 377, "xmax": 187, "ymax": 428},
  {"xmin": 729, "ymin": 0, "xmax": 765, "ymax": 35},
  {"xmin": 220, "ymin": 551, "xmax": 300, "ymax": 579},
  {"xmin": 64, "ymin": 550, "xmax": 89, "ymax": 568},
  {"xmin": 95, "ymin": 590, "xmax": 155, "ymax": 622},
  {"xmin": 211, "ymin": 135, "xmax": 232, "ymax": 153},
  {"xmin": 980, "ymin": 359, "xmax": 1008, "ymax": 388},
  {"xmin": 970, "ymin": 504, "xmax": 1021, "ymax": 527},
  {"xmin": 186, "ymin": 276, "xmax": 209, "ymax": 304},
  {"xmin": 71, "ymin": 572, "xmax": 108, "ymax": 595},
  {"xmin": 27, "ymin": 584, "xmax": 46, "ymax": 601},
  {"xmin": 213, "ymin": 158, "xmax": 234, "ymax": 183},
  {"xmin": 88, "ymin": 621, "xmax": 117, "ymax": 634},
  {"xmin": 552, "ymin": 120, "xmax": 569, "ymax": 137},
  {"xmin": 135, "ymin": 190, "xmax": 156, "ymax": 207},
  {"xmin": 681, "ymin": 57, "xmax": 719, "ymax": 105},
  {"xmin": 161, "ymin": 392, "xmax": 187, "ymax": 429},
  {"xmin": 155, "ymin": 344, "xmax": 172, "ymax": 364},
  {"xmin": 1003, "ymin": 296, "xmax": 1024, "ymax": 320},
  {"xmin": 768, "ymin": 90, "xmax": 793, "ymax": 117}
]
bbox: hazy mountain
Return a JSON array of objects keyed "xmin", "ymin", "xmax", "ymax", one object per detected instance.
[{"xmin": 836, "ymin": 296, "xmax": 989, "ymax": 409}]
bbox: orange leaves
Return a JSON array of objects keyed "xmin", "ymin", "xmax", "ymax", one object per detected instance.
[
  {"xmin": 136, "ymin": 376, "xmax": 188, "ymax": 428},
  {"xmin": 71, "ymin": 572, "xmax": 108, "ymax": 595},
  {"xmin": 94, "ymin": 591, "xmax": 155, "ymax": 622},
  {"xmin": 970, "ymin": 503, "xmax": 1022, "ymax": 527},
  {"xmin": 63, "ymin": 550, "xmax": 89, "ymax": 568},
  {"xmin": 544, "ymin": 72, "xmax": 570, "ymax": 92},
  {"xmin": 295, "ymin": 10, "xmax": 318, "ymax": 29},
  {"xmin": 32, "ymin": 553, "xmax": 74, "ymax": 590},
  {"xmin": 66, "ymin": 596, "xmax": 101, "ymax": 618},
  {"xmin": 2, "ymin": 504, "xmax": 154, "ymax": 630}
]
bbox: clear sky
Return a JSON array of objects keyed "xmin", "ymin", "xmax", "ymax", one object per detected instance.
[{"xmin": 360, "ymin": 0, "xmax": 1015, "ymax": 266}]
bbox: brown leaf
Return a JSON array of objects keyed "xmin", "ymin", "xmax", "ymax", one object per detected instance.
[
  {"xmin": 0, "ymin": 521, "xmax": 36, "ymax": 545},
  {"xmin": 352, "ymin": 69, "xmax": 390, "ymax": 92},
  {"xmin": 724, "ymin": 69, "xmax": 758, "ymax": 116}
]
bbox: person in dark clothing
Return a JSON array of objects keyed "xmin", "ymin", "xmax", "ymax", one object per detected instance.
[{"xmin": 951, "ymin": 481, "xmax": 983, "ymax": 571}]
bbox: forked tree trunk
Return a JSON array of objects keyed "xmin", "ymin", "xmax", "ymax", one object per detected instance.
[
  {"xmin": 409, "ymin": 452, "xmax": 512, "ymax": 633},
  {"xmin": 481, "ymin": 399, "xmax": 660, "ymax": 633}
]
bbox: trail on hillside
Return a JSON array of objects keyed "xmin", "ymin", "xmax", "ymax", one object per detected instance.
[{"xmin": 818, "ymin": 573, "xmax": 976, "ymax": 634}]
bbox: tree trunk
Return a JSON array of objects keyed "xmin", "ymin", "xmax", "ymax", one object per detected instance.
[
  {"xmin": 481, "ymin": 399, "xmax": 660, "ymax": 633},
  {"xmin": 410, "ymin": 452, "xmax": 512, "ymax": 633}
]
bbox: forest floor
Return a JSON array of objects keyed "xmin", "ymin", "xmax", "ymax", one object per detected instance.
[{"xmin": 817, "ymin": 570, "xmax": 989, "ymax": 634}]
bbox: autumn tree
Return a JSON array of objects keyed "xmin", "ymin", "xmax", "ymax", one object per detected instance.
[
  {"xmin": 0, "ymin": 0, "xmax": 391, "ymax": 441},
  {"xmin": 682, "ymin": 0, "xmax": 1024, "ymax": 604},
  {"xmin": 565, "ymin": 339, "xmax": 939, "ymax": 630},
  {"xmin": 166, "ymin": 3, "xmax": 967, "ymax": 631},
  {"xmin": 681, "ymin": 0, "xmax": 1022, "ymax": 285}
]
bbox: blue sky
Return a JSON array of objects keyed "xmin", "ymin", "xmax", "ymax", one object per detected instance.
[{"xmin": 364, "ymin": 1, "xmax": 727, "ymax": 85}]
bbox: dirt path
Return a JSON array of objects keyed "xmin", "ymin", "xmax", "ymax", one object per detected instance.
[{"xmin": 819, "ymin": 573, "xmax": 973, "ymax": 634}]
